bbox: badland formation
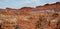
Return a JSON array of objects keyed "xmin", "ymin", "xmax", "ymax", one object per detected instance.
[{"xmin": 0, "ymin": 2, "xmax": 60, "ymax": 29}]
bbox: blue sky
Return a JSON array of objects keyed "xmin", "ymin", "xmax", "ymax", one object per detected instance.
[{"xmin": 0, "ymin": 0, "xmax": 60, "ymax": 9}]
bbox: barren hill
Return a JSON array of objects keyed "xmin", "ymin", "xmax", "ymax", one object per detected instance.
[{"xmin": 0, "ymin": 2, "xmax": 60, "ymax": 29}]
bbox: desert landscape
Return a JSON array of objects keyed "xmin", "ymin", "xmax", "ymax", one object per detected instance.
[{"xmin": 0, "ymin": 2, "xmax": 60, "ymax": 29}]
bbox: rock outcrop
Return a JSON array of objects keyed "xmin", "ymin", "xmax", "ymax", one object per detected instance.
[{"xmin": 0, "ymin": 2, "xmax": 60, "ymax": 29}]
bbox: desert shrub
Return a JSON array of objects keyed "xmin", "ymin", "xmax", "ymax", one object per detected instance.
[{"xmin": 35, "ymin": 15, "xmax": 46, "ymax": 29}]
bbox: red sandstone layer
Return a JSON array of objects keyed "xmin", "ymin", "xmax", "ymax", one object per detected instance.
[{"xmin": 0, "ymin": 2, "xmax": 60, "ymax": 29}]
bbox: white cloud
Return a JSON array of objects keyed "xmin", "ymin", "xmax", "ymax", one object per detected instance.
[
  {"xmin": 0, "ymin": 0, "xmax": 40, "ymax": 7},
  {"xmin": 28, "ymin": 0, "xmax": 40, "ymax": 3}
]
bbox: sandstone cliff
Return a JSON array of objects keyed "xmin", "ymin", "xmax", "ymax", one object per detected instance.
[{"xmin": 0, "ymin": 2, "xmax": 60, "ymax": 29}]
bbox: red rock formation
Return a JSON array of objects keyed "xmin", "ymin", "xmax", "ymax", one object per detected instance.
[{"xmin": 0, "ymin": 2, "xmax": 60, "ymax": 29}]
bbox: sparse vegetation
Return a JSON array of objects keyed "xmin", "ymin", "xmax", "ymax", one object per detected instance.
[{"xmin": 0, "ymin": 2, "xmax": 60, "ymax": 29}]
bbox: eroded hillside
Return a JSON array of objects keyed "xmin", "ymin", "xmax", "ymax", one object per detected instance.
[{"xmin": 0, "ymin": 2, "xmax": 60, "ymax": 29}]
